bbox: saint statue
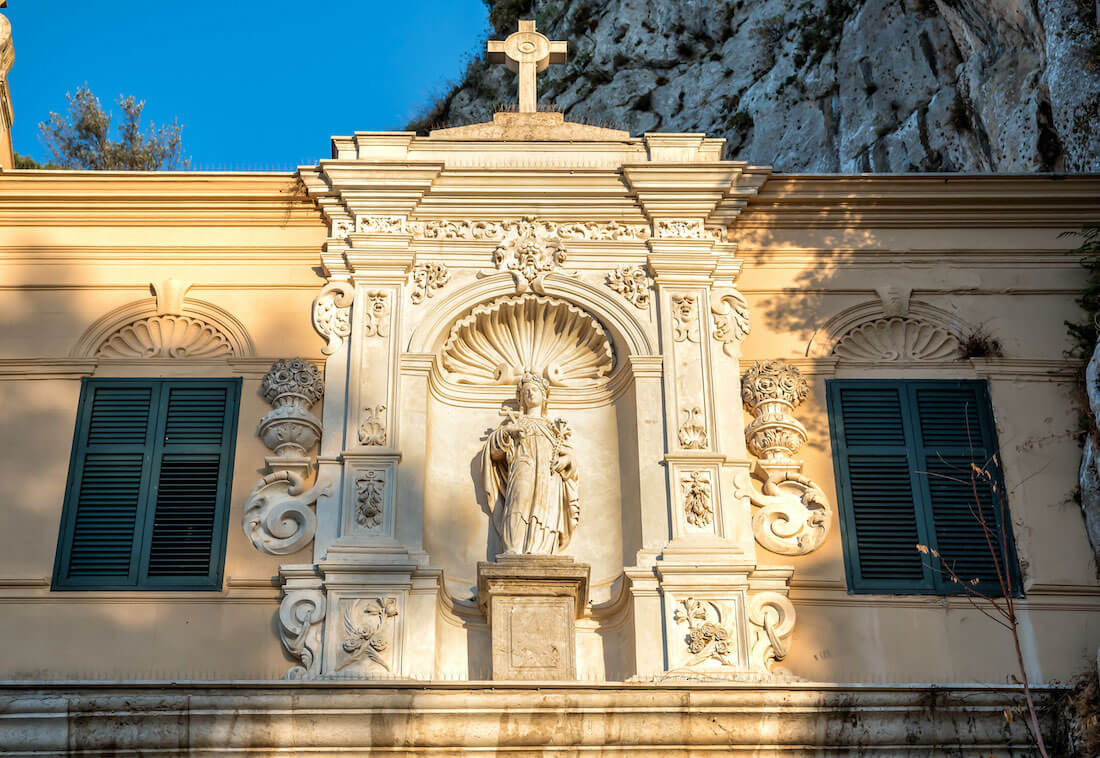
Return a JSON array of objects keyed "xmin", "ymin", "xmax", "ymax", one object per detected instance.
[{"xmin": 481, "ymin": 372, "xmax": 580, "ymax": 555}]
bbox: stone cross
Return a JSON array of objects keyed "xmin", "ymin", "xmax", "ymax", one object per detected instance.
[{"xmin": 487, "ymin": 20, "xmax": 567, "ymax": 114}]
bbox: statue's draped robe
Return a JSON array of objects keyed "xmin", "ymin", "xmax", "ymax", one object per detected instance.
[{"xmin": 481, "ymin": 415, "xmax": 579, "ymax": 554}]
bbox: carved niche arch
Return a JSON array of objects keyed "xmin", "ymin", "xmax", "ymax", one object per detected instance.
[
  {"xmin": 72, "ymin": 280, "xmax": 255, "ymax": 359},
  {"xmin": 807, "ymin": 299, "xmax": 968, "ymax": 363},
  {"xmin": 409, "ymin": 273, "xmax": 654, "ymax": 408}
]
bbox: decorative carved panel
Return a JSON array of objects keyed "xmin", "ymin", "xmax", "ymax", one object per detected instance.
[
  {"xmin": 441, "ymin": 295, "xmax": 614, "ymax": 387},
  {"xmin": 833, "ymin": 317, "xmax": 960, "ymax": 361}
]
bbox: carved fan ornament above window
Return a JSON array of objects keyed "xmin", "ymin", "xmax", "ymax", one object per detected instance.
[
  {"xmin": 72, "ymin": 280, "xmax": 255, "ymax": 359},
  {"xmin": 440, "ymin": 294, "xmax": 614, "ymax": 388}
]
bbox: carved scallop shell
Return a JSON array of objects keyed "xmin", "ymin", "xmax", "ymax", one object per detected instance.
[
  {"xmin": 833, "ymin": 317, "xmax": 959, "ymax": 362},
  {"xmin": 96, "ymin": 315, "xmax": 235, "ymax": 358},
  {"xmin": 441, "ymin": 295, "xmax": 614, "ymax": 387}
]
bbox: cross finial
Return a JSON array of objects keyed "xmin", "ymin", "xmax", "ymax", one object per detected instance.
[{"xmin": 487, "ymin": 20, "xmax": 567, "ymax": 114}]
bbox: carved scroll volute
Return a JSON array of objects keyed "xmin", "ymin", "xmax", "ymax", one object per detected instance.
[
  {"xmin": 747, "ymin": 592, "xmax": 796, "ymax": 671},
  {"xmin": 738, "ymin": 360, "xmax": 832, "ymax": 556},
  {"xmin": 243, "ymin": 359, "xmax": 331, "ymax": 555},
  {"xmin": 279, "ymin": 590, "xmax": 327, "ymax": 679},
  {"xmin": 312, "ymin": 281, "xmax": 355, "ymax": 355}
]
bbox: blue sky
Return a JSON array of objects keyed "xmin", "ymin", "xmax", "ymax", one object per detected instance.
[{"xmin": 6, "ymin": 0, "xmax": 490, "ymax": 169}]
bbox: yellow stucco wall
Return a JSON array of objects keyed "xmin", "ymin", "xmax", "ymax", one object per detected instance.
[{"xmin": 0, "ymin": 169, "xmax": 1096, "ymax": 683}]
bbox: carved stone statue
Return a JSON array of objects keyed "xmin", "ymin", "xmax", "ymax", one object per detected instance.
[{"xmin": 481, "ymin": 373, "xmax": 580, "ymax": 555}]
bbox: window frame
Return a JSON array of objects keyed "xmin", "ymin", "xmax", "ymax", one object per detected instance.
[
  {"xmin": 52, "ymin": 377, "xmax": 241, "ymax": 591},
  {"xmin": 826, "ymin": 378, "xmax": 1022, "ymax": 597}
]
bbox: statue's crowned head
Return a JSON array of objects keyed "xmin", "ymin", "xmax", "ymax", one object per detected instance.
[{"xmin": 517, "ymin": 371, "xmax": 550, "ymax": 410}]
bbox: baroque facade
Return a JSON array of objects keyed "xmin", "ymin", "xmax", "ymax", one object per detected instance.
[{"xmin": 1, "ymin": 21, "xmax": 1100, "ymax": 756}]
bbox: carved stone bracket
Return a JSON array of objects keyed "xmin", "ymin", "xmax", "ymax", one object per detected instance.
[
  {"xmin": 279, "ymin": 589, "xmax": 326, "ymax": 679},
  {"xmin": 747, "ymin": 592, "xmax": 796, "ymax": 671},
  {"xmin": 312, "ymin": 281, "xmax": 355, "ymax": 355},
  {"xmin": 738, "ymin": 360, "xmax": 832, "ymax": 556},
  {"xmin": 735, "ymin": 464, "xmax": 831, "ymax": 555},
  {"xmin": 711, "ymin": 290, "xmax": 750, "ymax": 356},
  {"xmin": 244, "ymin": 359, "xmax": 329, "ymax": 555},
  {"xmin": 741, "ymin": 360, "xmax": 808, "ymax": 473}
]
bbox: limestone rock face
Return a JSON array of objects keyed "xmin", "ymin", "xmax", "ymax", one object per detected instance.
[{"xmin": 423, "ymin": 0, "xmax": 1100, "ymax": 172}]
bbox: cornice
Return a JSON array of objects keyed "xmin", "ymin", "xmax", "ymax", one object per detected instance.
[
  {"xmin": 741, "ymin": 173, "xmax": 1100, "ymax": 228},
  {"xmin": 0, "ymin": 171, "xmax": 324, "ymax": 227}
]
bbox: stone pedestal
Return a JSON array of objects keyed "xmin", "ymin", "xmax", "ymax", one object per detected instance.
[{"xmin": 477, "ymin": 555, "xmax": 590, "ymax": 681}]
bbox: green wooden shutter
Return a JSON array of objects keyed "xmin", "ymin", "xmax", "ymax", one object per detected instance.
[
  {"xmin": 53, "ymin": 379, "xmax": 240, "ymax": 590},
  {"xmin": 56, "ymin": 383, "xmax": 159, "ymax": 586},
  {"xmin": 910, "ymin": 383, "xmax": 1019, "ymax": 595},
  {"xmin": 828, "ymin": 379, "xmax": 1020, "ymax": 596},
  {"xmin": 828, "ymin": 384, "xmax": 933, "ymax": 592}
]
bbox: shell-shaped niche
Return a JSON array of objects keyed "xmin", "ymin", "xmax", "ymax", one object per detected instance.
[
  {"xmin": 441, "ymin": 295, "xmax": 614, "ymax": 387},
  {"xmin": 96, "ymin": 315, "xmax": 235, "ymax": 359},
  {"xmin": 833, "ymin": 317, "xmax": 959, "ymax": 362}
]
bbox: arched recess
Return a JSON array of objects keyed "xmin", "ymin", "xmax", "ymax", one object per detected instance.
[
  {"xmin": 72, "ymin": 294, "xmax": 255, "ymax": 359},
  {"xmin": 408, "ymin": 272, "xmax": 656, "ymax": 408},
  {"xmin": 806, "ymin": 299, "xmax": 970, "ymax": 362}
]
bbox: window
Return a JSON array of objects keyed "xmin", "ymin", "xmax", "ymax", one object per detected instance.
[
  {"xmin": 52, "ymin": 378, "xmax": 241, "ymax": 590},
  {"xmin": 826, "ymin": 379, "xmax": 1021, "ymax": 596}
]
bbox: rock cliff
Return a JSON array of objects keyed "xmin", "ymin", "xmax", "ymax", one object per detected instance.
[{"xmin": 414, "ymin": 0, "xmax": 1100, "ymax": 172}]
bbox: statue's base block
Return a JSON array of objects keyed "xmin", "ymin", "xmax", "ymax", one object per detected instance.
[{"xmin": 477, "ymin": 555, "xmax": 590, "ymax": 681}]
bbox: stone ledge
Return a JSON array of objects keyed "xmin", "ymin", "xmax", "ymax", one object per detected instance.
[{"xmin": 0, "ymin": 681, "xmax": 1061, "ymax": 755}]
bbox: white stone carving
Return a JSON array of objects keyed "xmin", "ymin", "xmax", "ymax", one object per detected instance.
[
  {"xmin": 243, "ymin": 359, "xmax": 329, "ymax": 555},
  {"xmin": 486, "ymin": 216, "xmax": 570, "ymax": 294},
  {"xmin": 655, "ymin": 219, "xmax": 706, "ymax": 239},
  {"xmin": 410, "ymin": 262, "xmax": 451, "ymax": 304},
  {"xmin": 711, "ymin": 290, "xmax": 750, "ymax": 356},
  {"xmin": 355, "ymin": 469, "xmax": 385, "ymax": 529},
  {"xmin": 736, "ymin": 465, "xmax": 831, "ymax": 556},
  {"xmin": 358, "ymin": 404, "xmax": 387, "ymax": 446},
  {"xmin": 258, "ymin": 359, "xmax": 325, "ymax": 458},
  {"xmin": 95, "ymin": 315, "xmax": 235, "ymax": 358},
  {"xmin": 677, "ymin": 407, "xmax": 708, "ymax": 450},
  {"xmin": 357, "ymin": 215, "xmax": 406, "ymax": 234},
  {"xmin": 481, "ymin": 373, "xmax": 580, "ymax": 555},
  {"xmin": 741, "ymin": 360, "xmax": 808, "ymax": 472},
  {"xmin": 681, "ymin": 471, "xmax": 713, "ymax": 528},
  {"xmin": 242, "ymin": 470, "xmax": 330, "ymax": 555},
  {"xmin": 606, "ymin": 265, "xmax": 653, "ymax": 309},
  {"xmin": 833, "ymin": 317, "xmax": 960, "ymax": 362},
  {"xmin": 441, "ymin": 294, "xmax": 614, "ymax": 387},
  {"xmin": 670, "ymin": 294, "xmax": 701, "ymax": 343},
  {"xmin": 362, "ymin": 292, "xmax": 391, "ymax": 338},
  {"xmin": 337, "ymin": 597, "xmax": 399, "ymax": 672},
  {"xmin": 747, "ymin": 592, "xmax": 796, "ymax": 671},
  {"xmin": 279, "ymin": 590, "xmax": 326, "ymax": 679},
  {"xmin": 331, "ymin": 219, "xmax": 353, "ymax": 238},
  {"xmin": 415, "ymin": 218, "xmax": 650, "ymax": 241},
  {"xmin": 312, "ymin": 281, "xmax": 355, "ymax": 355},
  {"xmin": 738, "ymin": 360, "xmax": 832, "ymax": 555},
  {"xmin": 672, "ymin": 598, "xmax": 736, "ymax": 666}
]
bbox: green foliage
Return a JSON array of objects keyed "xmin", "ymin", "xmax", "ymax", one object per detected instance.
[
  {"xmin": 39, "ymin": 85, "xmax": 188, "ymax": 170},
  {"xmin": 949, "ymin": 89, "xmax": 972, "ymax": 131},
  {"xmin": 751, "ymin": 14, "xmax": 787, "ymax": 69},
  {"xmin": 13, "ymin": 152, "xmax": 59, "ymax": 169},
  {"xmin": 483, "ymin": 0, "xmax": 534, "ymax": 35},
  {"xmin": 1064, "ymin": 223, "xmax": 1100, "ymax": 359},
  {"xmin": 957, "ymin": 325, "xmax": 1004, "ymax": 359},
  {"xmin": 725, "ymin": 110, "xmax": 753, "ymax": 133},
  {"xmin": 794, "ymin": 0, "xmax": 860, "ymax": 69}
]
